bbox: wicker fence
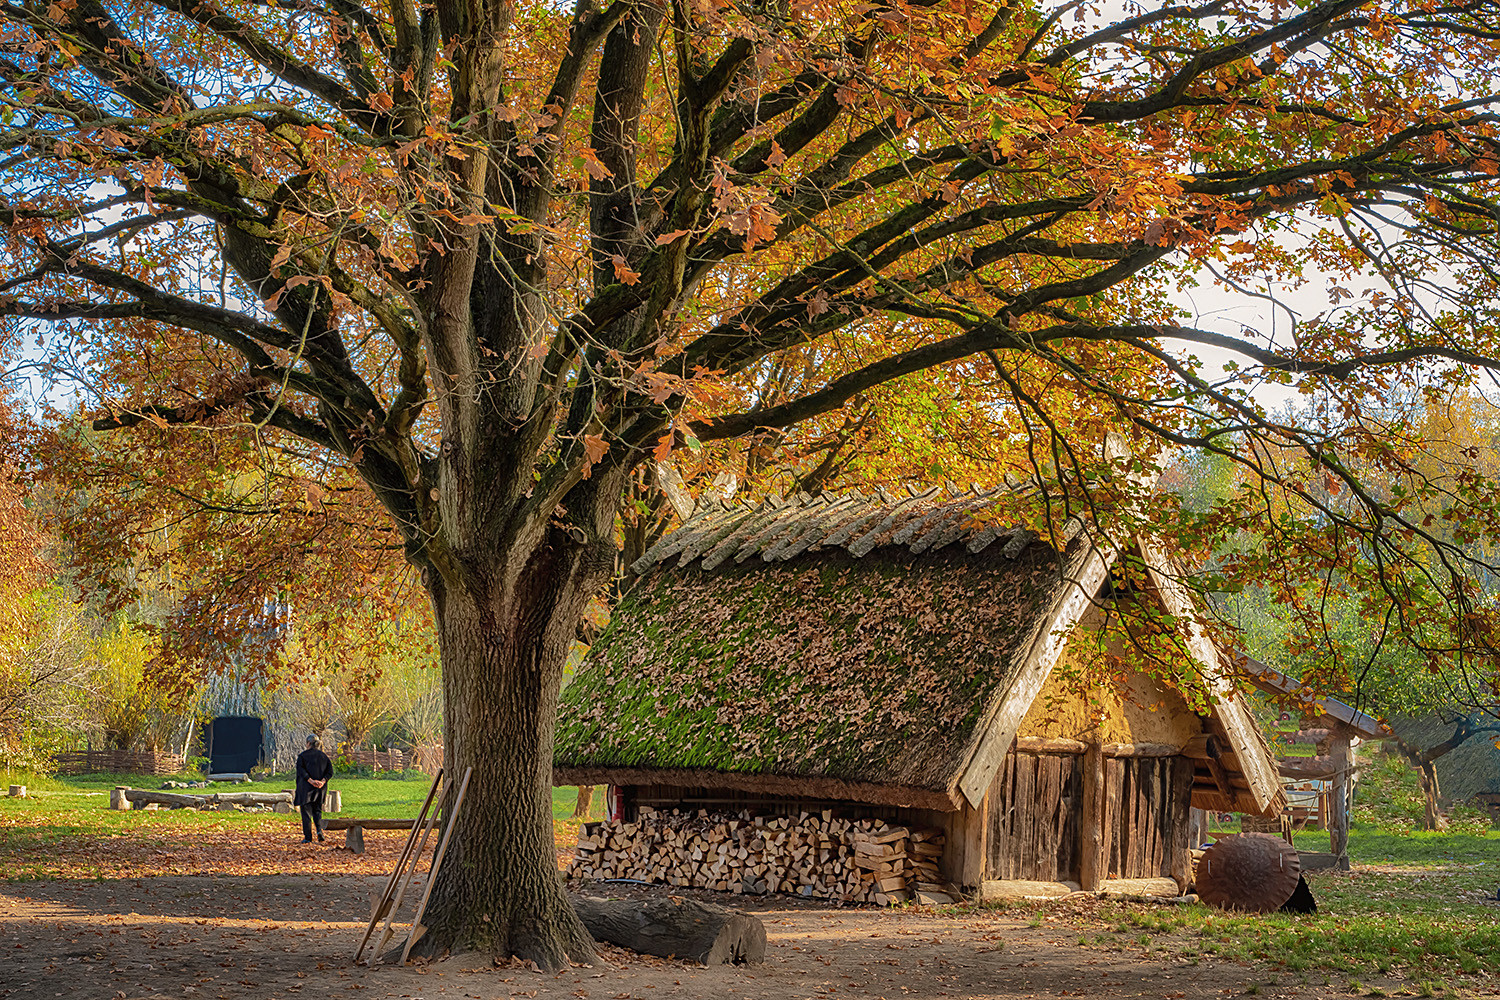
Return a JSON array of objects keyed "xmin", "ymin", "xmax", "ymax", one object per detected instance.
[
  {"xmin": 342, "ymin": 748, "xmax": 407, "ymax": 772},
  {"xmin": 53, "ymin": 750, "xmax": 185, "ymax": 776}
]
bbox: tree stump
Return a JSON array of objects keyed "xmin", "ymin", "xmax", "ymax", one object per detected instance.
[
  {"xmin": 326, "ymin": 789, "xmax": 342, "ymax": 813},
  {"xmin": 7, "ymin": 785, "xmax": 25, "ymax": 798},
  {"xmin": 110, "ymin": 787, "xmax": 130, "ymax": 811},
  {"xmin": 572, "ymin": 896, "xmax": 765, "ymax": 965}
]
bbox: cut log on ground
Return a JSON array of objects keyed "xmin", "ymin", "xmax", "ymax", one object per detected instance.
[
  {"xmin": 212, "ymin": 792, "xmax": 295, "ymax": 806},
  {"xmin": 1096, "ymin": 877, "xmax": 1181, "ymax": 898},
  {"xmin": 572, "ymin": 896, "xmax": 765, "ymax": 965},
  {"xmin": 120, "ymin": 788, "xmax": 293, "ymax": 809},
  {"xmin": 123, "ymin": 790, "xmax": 212, "ymax": 809},
  {"xmin": 978, "ymin": 879, "xmax": 1081, "ymax": 900}
]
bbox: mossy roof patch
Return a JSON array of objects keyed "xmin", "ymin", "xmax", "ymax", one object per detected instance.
[{"xmin": 555, "ymin": 537, "xmax": 1092, "ymax": 795}]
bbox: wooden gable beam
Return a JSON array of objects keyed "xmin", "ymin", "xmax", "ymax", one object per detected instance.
[
  {"xmin": 1134, "ymin": 536, "xmax": 1283, "ymax": 815},
  {"xmin": 953, "ymin": 538, "xmax": 1118, "ymax": 808}
]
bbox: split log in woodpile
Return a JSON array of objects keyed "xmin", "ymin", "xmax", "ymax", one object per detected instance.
[{"xmin": 567, "ymin": 808, "xmax": 961, "ymax": 906}]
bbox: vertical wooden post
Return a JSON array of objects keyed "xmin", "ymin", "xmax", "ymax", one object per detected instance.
[
  {"xmin": 1329, "ymin": 728, "xmax": 1352, "ymax": 871},
  {"xmin": 1168, "ymin": 757, "xmax": 1196, "ymax": 893},
  {"xmin": 1102, "ymin": 757, "xmax": 1122, "ymax": 879},
  {"xmin": 962, "ymin": 789, "xmax": 988, "ymax": 888},
  {"xmin": 1187, "ymin": 807, "xmax": 1206, "ymax": 847},
  {"xmin": 1078, "ymin": 742, "xmax": 1105, "ymax": 891}
]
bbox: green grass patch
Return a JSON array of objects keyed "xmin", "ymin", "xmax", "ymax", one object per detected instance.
[
  {"xmin": 1078, "ymin": 825, "xmax": 1500, "ymax": 982},
  {"xmin": 0, "ymin": 769, "xmax": 605, "ymax": 866}
]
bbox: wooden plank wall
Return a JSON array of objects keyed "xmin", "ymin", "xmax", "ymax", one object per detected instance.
[
  {"xmin": 1099, "ymin": 756, "xmax": 1195, "ymax": 879},
  {"xmin": 984, "ymin": 751, "xmax": 1084, "ymax": 881},
  {"xmin": 617, "ymin": 751, "xmax": 1198, "ymax": 890}
]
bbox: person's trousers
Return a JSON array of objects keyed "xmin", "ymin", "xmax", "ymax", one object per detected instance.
[{"xmin": 300, "ymin": 802, "xmax": 324, "ymax": 841}]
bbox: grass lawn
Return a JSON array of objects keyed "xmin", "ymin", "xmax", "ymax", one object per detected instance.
[
  {"xmin": 6, "ymin": 770, "xmax": 1497, "ymax": 990},
  {"xmin": 1053, "ymin": 825, "xmax": 1500, "ymax": 988},
  {"xmin": 0, "ymin": 768, "xmax": 604, "ymax": 879}
]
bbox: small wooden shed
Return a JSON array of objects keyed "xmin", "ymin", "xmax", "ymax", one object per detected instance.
[
  {"xmin": 1232, "ymin": 653, "xmax": 1390, "ymax": 868},
  {"xmin": 555, "ymin": 488, "xmax": 1284, "ymax": 897}
]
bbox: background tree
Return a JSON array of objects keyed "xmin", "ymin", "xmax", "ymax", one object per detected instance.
[
  {"xmin": 1169, "ymin": 387, "xmax": 1500, "ymax": 828},
  {"xmin": 0, "ymin": 590, "xmax": 94, "ymax": 768},
  {"xmin": 11, "ymin": 0, "xmax": 1500, "ymax": 967},
  {"xmin": 91, "ymin": 619, "xmax": 190, "ymax": 752}
]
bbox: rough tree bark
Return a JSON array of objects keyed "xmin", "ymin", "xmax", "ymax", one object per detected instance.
[
  {"xmin": 409, "ymin": 474, "xmax": 626, "ymax": 966},
  {"xmin": 1419, "ymin": 760, "xmax": 1442, "ymax": 832}
]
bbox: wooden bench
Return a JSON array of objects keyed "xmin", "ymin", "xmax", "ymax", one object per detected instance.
[{"xmin": 322, "ymin": 817, "xmax": 418, "ymax": 854}]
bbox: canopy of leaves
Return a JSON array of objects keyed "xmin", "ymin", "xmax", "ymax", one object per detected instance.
[
  {"xmin": 1168, "ymin": 388, "xmax": 1500, "ymax": 719},
  {"xmin": 5, "ymin": 0, "xmax": 1500, "ymax": 709}
]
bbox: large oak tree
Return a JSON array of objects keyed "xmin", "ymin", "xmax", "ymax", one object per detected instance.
[{"xmin": 8, "ymin": 0, "xmax": 1500, "ymax": 967}]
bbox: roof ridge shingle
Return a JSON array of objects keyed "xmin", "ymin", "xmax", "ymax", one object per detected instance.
[{"xmin": 633, "ymin": 482, "xmax": 1050, "ymax": 573}]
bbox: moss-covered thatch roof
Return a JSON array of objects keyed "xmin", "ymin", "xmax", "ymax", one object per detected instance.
[
  {"xmin": 556, "ymin": 489, "xmax": 1291, "ymax": 812},
  {"xmin": 554, "ymin": 489, "xmax": 1098, "ymax": 808}
]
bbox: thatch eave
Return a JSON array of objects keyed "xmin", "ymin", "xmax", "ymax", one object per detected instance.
[{"xmin": 552, "ymin": 765, "xmax": 964, "ymax": 811}]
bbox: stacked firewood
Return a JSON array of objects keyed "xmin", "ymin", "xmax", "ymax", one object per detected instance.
[{"xmin": 567, "ymin": 807, "xmax": 961, "ymax": 905}]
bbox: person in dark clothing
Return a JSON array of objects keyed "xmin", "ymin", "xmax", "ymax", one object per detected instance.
[{"xmin": 294, "ymin": 734, "xmax": 334, "ymax": 843}]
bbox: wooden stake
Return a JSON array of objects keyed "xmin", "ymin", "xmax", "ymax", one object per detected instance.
[
  {"xmin": 401, "ymin": 766, "xmax": 472, "ymax": 965},
  {"xmin": 353, "ymin": 768, "xmax": 444, "ymax": 964}
]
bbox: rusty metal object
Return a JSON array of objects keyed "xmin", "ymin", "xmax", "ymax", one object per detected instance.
[{"xmin": 1195, "ymin": 833, "xmax": 1302, "ymax": 913}]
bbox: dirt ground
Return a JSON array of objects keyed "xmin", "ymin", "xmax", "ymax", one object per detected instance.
[{"xmin": 0, "ymin": 868, "xmax": 1382, "ymax": 1000}]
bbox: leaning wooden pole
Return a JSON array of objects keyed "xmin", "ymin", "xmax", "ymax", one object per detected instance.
[
  {"xmin": 353, "ymin": 768, "xmax": 444, "ymax": 964},
  {"xmin": 370, "ymin": 773, "xmax": 452, "ymax": 964},
  {"xmin": 401, "ymin": 766, "xmax": 473, "ymax": 965}
]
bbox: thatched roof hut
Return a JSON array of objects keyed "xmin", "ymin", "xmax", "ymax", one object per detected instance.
[{"xmin": 555, "ymin": 487, "xmax": 1284, "ymax": 896}]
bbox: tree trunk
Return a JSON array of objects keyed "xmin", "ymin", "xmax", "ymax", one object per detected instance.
[
  {"xmin": 408, "ymin": 489, "xmax": 622, "ymax": 970},
  {"xmin": 1419, "ymin": 760, "xmax": 1442, "ymax": 831},
  {"xmin": 574, "ymin": 785, "xmax": 594, "ymax": 819},
  {"xmin": 1328, "ymin": 731, "xmax": 1351, "ymax": 867}
]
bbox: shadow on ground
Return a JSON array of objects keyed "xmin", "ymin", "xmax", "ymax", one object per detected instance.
[{"xmin": 0, "ymin": 875, "xmax": 1376, "ymax": 1000}]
